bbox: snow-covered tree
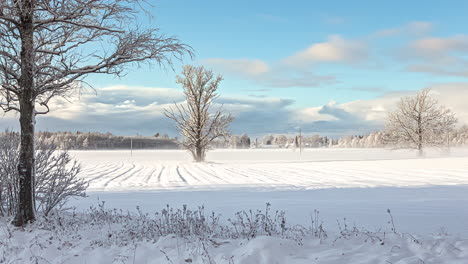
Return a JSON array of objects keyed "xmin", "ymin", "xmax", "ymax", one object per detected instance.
[
  {"xmin": 0, "ymin": 0, "xmax": 192, "ymax": 226},
  {"xmin": 383, "ymin": 89, "xmax": 457, "ymax": 155},
  {"xmin": 240, "ymin": 133, "xmax": 251, "ymax": 149},
  {"xmin": 82, "ymin": 138, "xmax": 89, "ymax": 149},
  {"xmin": 350, "ymin": 137, "xmax": 359, "ymax": 148},
  {"xmin": 272, "ymin": 135, "xmax": 287, "ymax": 147},
  {"xmin": 263, "ymin": 135, "xmax": 274, "ymax": 145},
  {"xmin": 451, "ymin": 126, "xmax": 468, "ymax": 146},
  {"xmin": 165, "ymin": 65, "xmax": 234, "ymax": 162},
  {"xmin": 304, "ymin": 135, "xmax": 322, "ymax": 148},
  {"xmin": 229, "ymin": 135, "xmax": 240, "ymax": 149}
]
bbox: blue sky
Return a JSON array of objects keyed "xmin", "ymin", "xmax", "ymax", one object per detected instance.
[{"xmin": 2, "ymin": 0, "xmax": 468, "ymax": 137}]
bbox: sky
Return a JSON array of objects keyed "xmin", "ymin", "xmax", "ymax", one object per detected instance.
[{"xmin": 2, "ymin": 0, "xmax": 468, "ymax": 137}]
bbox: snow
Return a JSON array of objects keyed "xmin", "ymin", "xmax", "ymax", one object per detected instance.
[
  {"xmin": 2, "ymin": 217, "xmax": 468, "ymax": 263},
  {"xmin": 3, "ymin": 148, "xmax": 468, "ymax": 263},
  {"xmin": 73, "ymin": 148, "xmax": 468, "ymax": 191},
  {"xmin": 69, "ymin": 148, "xmax": 468, "ymax": 235}
]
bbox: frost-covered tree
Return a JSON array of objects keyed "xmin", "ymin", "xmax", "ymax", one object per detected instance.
[
  {"xmin": 240, "ymin": 133, "xmax": 251, "ymax": 149},
  {"xmin": 452, "ymin": 126, "xmax": 468, "ymax": 146},
  {"xmin": 82, "ymin": 137, "xmax": 89, "ymax": 149},
  {"xmin": 229, "ymin": 135, "xmax": 240, "ymax": 149},
  {"xmin": 383, "ymin": 89, "xmax": 457, "ymax": 155},
  {"xmin": 263, "ymin": 135, "xmax": 274, "ymax": 145},
  {"xmin": 274, "ymin": 135, "xmax": 288, "ymax": 147},
  {"xmin": 0, "ymin": 0, "xmax": 192, "ymax": 226},
  {"xmin": 229, "ymin": 133, "xmax": 251, "ymax": 149},
  {"xmin": 165, "ymin": 65, "xmax": 233, "ymax": 162},
  {"xmin": 0, "ymin": 131, "xmax": 87, "ymax": 217}
]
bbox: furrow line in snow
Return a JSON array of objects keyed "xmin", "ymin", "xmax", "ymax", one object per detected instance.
[
  {"xmin": 85, "ymin": 162, "xmax": 126, "ymax": 183},
  {"xmin": 175, "ymin": 165, "xmax": 188, "ymax": 184},
  {"xmin": 157, "ymin": 165, "xmax": 166, "ymax": 183},
  {"xmin": 190, "ymin": 164, "xmax": 229, "ymax": 184},
  {"xmin": 142, "ymin": 166, "xmax": 159, "ymax": 184},
  {"xmin": 179, "ymin": 165, "xmax": 205, "ymax": 185},
  {"xmin": 102, "ymin": 163, "xmax": 137, "ymax": 188},
  {"xmin": 118, "ymin": 165, "xmax": 146, "ymax": 186}
]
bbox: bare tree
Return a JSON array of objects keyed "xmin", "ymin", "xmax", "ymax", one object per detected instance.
[
  {"xmin": 165, "ymin": 65, "xmax": 233, "ymax": 162},
  {"xmin": 383, "ymin": 89, "xmax": 457, "ymax": 155},
  {"xmin": 0, "ymin": 130, "xmax": 87, "ymax": 217},
  {"xmin": 0, "ymin": 0, "xmax": 193, "ymax": 226},
  {"xmin": 0, "ymin": 131, "xmax": 20, "ymax": 216}
]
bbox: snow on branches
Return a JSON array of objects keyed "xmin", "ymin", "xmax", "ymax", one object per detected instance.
[
  {"xmin": 165, "ymin": 65, "xmax": 233, "ymax": 162},
  {"xmin": 383, "ymin": 89, "xmax": 457, "ymax": 155}
]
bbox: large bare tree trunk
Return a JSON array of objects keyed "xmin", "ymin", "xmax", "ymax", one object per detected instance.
[
  {"xmin": 417, "ymin": 114, "xmax": 423, "ymax": 156},
  {"xmin": 13, "ymin": 1, "xmax": 36, "ymax": 226},
  {"xmin": 195, "ymin": 145, "xmax": 204, "ymax": 162},
  {"xmin": 14, "ymin": 99, "xmax": 36, "ymax": 226},
  {"xmin": 418, "ymin": 134, "xmax": 423, "ymax": 156}
]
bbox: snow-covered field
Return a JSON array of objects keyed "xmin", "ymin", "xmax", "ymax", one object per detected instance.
[
  {"xmin": 74, "ymin": 148, "xmax": 468, "ymax": 192},
  {"xmin": 3, "ymin": 148, "xmax": 468, "ymax": 263},
  {"xmin": 70, "ymin": 148, "xmax": 468, "ymax": 235}
]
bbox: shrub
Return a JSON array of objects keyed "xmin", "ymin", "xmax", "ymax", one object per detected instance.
[{"xmin": 0, "ymin": 130, "xmax": 88, "ymax": 216}]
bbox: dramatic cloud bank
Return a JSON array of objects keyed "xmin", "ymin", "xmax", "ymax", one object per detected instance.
[{"xmin": 1, "ymin": 84, "xmax": 467, "ymax": 137}]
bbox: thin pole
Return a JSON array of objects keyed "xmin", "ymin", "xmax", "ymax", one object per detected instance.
[
  {"xmin": 447, "ymin": 130, "xmax": 450, "ymax": 151},
  {"xmin": 299, "ymin": 127, "xmax": 302, "ymax": 156},
  {"xmin": 130, "ymin": 138, "xmax": 133, "ymax": 157}
]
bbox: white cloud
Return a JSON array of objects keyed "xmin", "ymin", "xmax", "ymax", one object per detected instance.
[
  {"xmin": 40, "ymin": 86, "xmax": 185, "ymax": 121},
  {"xmin": 97, "ymin": 85, "xmax": 184, "ymax": 104},
  {"xmin": 410, "ymin": 35, "xmax": 468, "ymax": 54},
  {"xmin": 427, "ymin": 83, "xmax": 468, "ymax": 123},
  {"xmin": 203, "ymin": 58, "xmax": 269, "ymax": 78},
  {"xmin": 284, "ymin": 35, "xmax": 368, "ymax": 66},
  {"xmin": 375, "ymin": 21, "xmax": 433, "ymax": 37},
  {"xmin": 204, "ymin": 35, "xmax": 372, "ymax": 88},
  {"xmin": 407, "ymin": 21, "xmax": 433, "ymax": 35},
  {"xmin": 299, "ymin": 102, "xmax": 339, "ymax": 123},
  {"xmin": 203, "ymin": 21, "xmax": 439, "ymax": 86},
  {"xmin": 406, "ymin": 65, "xmax": 468, "ymax": 77},
  {"xmin": 204, "ymin": 58, "xmax": 336, "ymax": 88},
  {"xmin": 399, "ymin": 34, "xmax": 468, "ymax": 76}
]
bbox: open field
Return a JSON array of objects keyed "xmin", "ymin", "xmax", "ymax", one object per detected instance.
[
  {"xmin": 73, "ymin": 148, "xmax": 468, "ymax": 191},
  {"xmin": 71, "ymin": 148, "xmax": 468, "ymax": 236}
]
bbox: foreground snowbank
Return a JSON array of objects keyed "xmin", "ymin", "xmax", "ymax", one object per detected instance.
[
  {"xmin": 1, "ymin": 205, "xmax": 467, "ymax": 263},
  {"xmin": 3, "ymin": 231, "xmax": 467, "ymax": 263}
]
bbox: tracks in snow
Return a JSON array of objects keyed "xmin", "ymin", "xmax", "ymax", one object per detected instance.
[{"xmin": 76, "ymin": 157, "xmax": 468, "ymax": 192}]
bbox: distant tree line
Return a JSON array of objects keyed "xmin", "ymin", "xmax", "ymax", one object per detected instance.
[
  {"xmin": 32, "ymin": 131, "xmax": 180, "ymax": 150},
  {"xmin": 214, "ymin": 134, "xmax": 335, "ymax": 149},
  {"xmin": 6, "ymin": 125, "xmax": 466, "ymax": 152},
  {"xmin": 4, "ymin": 127, "xmax": 467, "ymax": 152},
  {"xmin": 220, "ymin": 126, "xmax": 468, "ymax": 150}
]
